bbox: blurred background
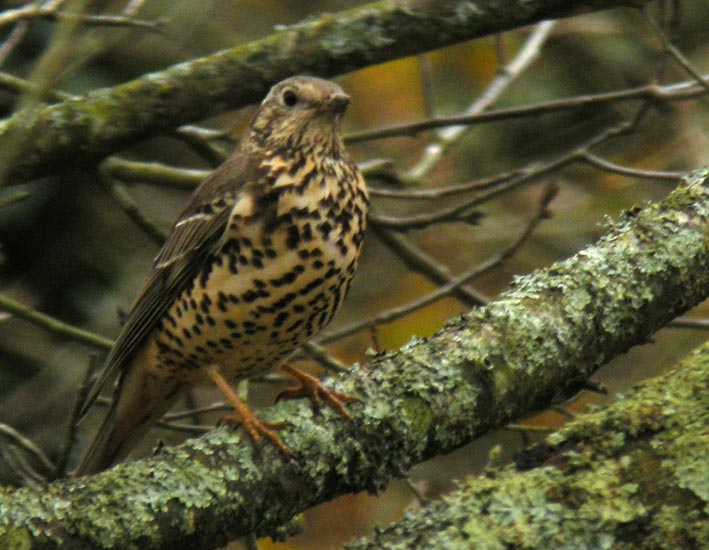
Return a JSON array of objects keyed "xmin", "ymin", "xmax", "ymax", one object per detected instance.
[{"xmin": 0, "ymin": 0, "xmax": 708, "ymax": 548}]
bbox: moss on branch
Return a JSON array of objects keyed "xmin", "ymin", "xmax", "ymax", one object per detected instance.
[
  {"xmin": 0, "ymin": 163, "xmax": 707, "ymax": 548},
  {"xmin": 348, "ymin": 338, "xmax": 709, "ymax": 549},
  {"xmin": 0, "ymin": 0, "xmax": 648, "ymax": 184}
]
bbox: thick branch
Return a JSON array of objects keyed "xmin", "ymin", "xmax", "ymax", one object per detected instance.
[
  {"xmin": 0, "ymin": 0, "xmax": 647, "ymax": 184},
  {"xmin": 0, "ymin": 165, "xmax": 707, "ymax": 548},
  {"xmin": 348, "ymin": 339, "xmax": 709, "ymax": 550}
]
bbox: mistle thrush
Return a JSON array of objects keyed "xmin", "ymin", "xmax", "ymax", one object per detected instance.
[{"xmin": 74, "ymin": 76, "xmax": 368, "ymax": 476}]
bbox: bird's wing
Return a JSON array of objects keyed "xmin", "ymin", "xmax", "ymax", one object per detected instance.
[{"xmin": 78, "ymin": 152, "xmax": 257, "ymax": 419}]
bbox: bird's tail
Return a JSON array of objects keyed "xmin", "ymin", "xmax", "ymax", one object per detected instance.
[{"xmin": 73, "ymin": 365, "xmax": 184, "ymax": 477}]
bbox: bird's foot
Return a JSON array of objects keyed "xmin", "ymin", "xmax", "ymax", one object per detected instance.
[
  {"xmin": 278, "ymin": 364, "xmax": 356, "ymax": 422},
  {"xmin": 208, "ymin": 366, "xmax": 291, "ymax": 458},
  {"xmin": 217, "ymin": 412, "xmax": 290, "ymax": 459}
]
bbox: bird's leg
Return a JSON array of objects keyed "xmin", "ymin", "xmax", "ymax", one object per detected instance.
[
  {"xmin": 207, "ymin": 365, "xmax": 291, "ymax": 458},
  {"xmin": 277, "ymin": 364, "xmax": 356, "ymax": 422}
]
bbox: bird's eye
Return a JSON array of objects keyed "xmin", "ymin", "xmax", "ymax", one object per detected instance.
[{"xmin": 281, "ymin": 89, "xmax": 298, "ymax": 107}]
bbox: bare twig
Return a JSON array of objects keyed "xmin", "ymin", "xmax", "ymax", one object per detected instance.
[
  {"xmin": 0, "ymin": 422, "xmax": 55, "ymax": 475},
  {"xmin": 580, "ymin": 153, "xmax": 685, "ymax": 181},
  {"xmin": 0, "ymin": 444, "xmax": 47, "ymax": 485},
  {"xmin": 0, "ymin": 294, "xmax": 113, "ymax": 350},
  {"xmin": 300, "ymin": 342, "xmax": 348, "ymax": 373},
  {"xmin": 99, "ymin": 175, "xmax": 167, "ymax": 245},
  {"xmin": 345, "ymin": 78, "xmax": 707, "ymax": 145},
  {"xmin": 0, "ymin": 190, "xmax": 30, "ymax": 207},
  {"xmin": 644, "ymin": 8, "xmax": 709, "ymax": 93},
  {"xmin": 100, "ymin": 158, "xmax": 207, "ymax": 190},
  {"xmin": 367, "ymin": 169, "xmax": 524, "ymax": 200},
  {"xmin": 370, "ymin": 225, "xmax": 490, "ymax": 307},
  {"xmin": 669, "ymin": 317, "xmax": 709, "ymax": 329},
  {"xmin": 0, "ymin": 21, "xmax": 29, "ymax": 66},
  {"xmin": 0, "ymin": 4, "xmax": 164, "ymax": 32},
  {"xmin": 405, "ymin": 21, "xmax": 557, "ymax": 182}
]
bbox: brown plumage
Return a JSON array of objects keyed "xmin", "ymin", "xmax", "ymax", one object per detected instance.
[{"xmin": 74, "ymin": 76, "xmax": 368, "ymax": 476}]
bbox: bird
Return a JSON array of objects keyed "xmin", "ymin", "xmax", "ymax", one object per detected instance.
[{"xmin": 73, "ymin": 75, "xmax": 368, "ymax": 476}]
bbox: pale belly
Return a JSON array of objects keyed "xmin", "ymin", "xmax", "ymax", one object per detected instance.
[{"xmin": 143, "ymin": 228, "xmax": 359, "ymax": 384}]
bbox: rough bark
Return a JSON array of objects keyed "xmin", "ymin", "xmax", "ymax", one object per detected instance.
[
  {"xmin": 347, "ymin": 337, "xmax": 709, "ymax": 550},
  {"xmin": 0, "ymin": 165, "xmax": 707, "ymax": 549},
  {"xmin": 0, "ymin": 0, "xmax": 648, "ymax": 185}
]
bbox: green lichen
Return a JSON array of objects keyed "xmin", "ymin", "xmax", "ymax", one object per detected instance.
[
  {"xmin": 0, "ymin": 527, "xmax": 32, "ymax": 550},
  {"xmin": 400, "ymin": 396, "xmax": 433, "ymax": 440}
]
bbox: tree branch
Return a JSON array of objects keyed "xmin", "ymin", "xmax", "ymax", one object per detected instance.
[
  {"xmin": 1, "ymin": 165, "xmax": 708, "ymax": 548},
  {"xmin": 348, "ymin": 338, "xmax": 709, "ymax": 549},
  {"xmin": 0, "ymin": 0, "xmax": 649, "ymax": 185}
]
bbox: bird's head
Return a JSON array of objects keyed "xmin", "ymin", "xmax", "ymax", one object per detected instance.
[{"xmin": 244, "ymin": 76, "xmax": 351, "ymax": 158}]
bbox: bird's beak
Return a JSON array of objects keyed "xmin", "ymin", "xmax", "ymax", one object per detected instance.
[{"xmin": 328, "ymin": 92, "xmax": 350, "ymax": 113}]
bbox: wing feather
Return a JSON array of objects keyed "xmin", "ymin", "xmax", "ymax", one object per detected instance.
[{"xmin": 78, "ymin": 152, "xmax": 256, "ymax": 419}]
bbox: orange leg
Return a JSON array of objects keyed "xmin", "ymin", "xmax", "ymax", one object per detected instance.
[
  {"xmin": 207, "ymin": 366, "xmax": 291, "ymax": 458},
  {"xmin": 278, "ymin": 364, "xmax": 356, "ymax": 422}
]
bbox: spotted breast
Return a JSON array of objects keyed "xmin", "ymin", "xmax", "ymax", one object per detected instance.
[{"xmin": 74, "ymin": 75, "xmax": 368, "ymax": 476}]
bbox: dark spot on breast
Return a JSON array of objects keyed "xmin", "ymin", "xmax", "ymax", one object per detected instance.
[
  {"xmin": 286, "ymin": 319, "xmax": 304, "ymax": 333},
  {"xmin": 319, "ymin": 221, "xmax": 332, "ymax": 238},
  {"xmin": 299, "ymin": 277, "xmax": 324, "ymax": 295},
  {"xmin": 274, "ymin": 311, "xmax": 289, "ymax": 327},
  {"xmin": 286, "ymin": 225, "xmax": 300, "ymax": 249}
]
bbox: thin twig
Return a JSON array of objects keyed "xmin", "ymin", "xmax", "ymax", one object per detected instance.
[
  {"xmin": 345, "ymin": 77, "xmax": 707, "ymax": 145},
  {"xmin": 580, "ymin": 153, "xmax": 685, "ymax": 181},
  {"xmin": 100, "ymin": 157, "xmax": 207, "ymax": 190},
  {"xmin": 668, "ymin": 317, "xmax": 709, "ymax": 329},
  {"xmin": 369, "ymin": 118, "xmax": 638, "ymax": 230},
  {"xmin": 300, "ymin": 342, "xmax": 348, "ymax": 373},
  {"xmin": 502, "ymin": 424, "xmax": 555, "ymax": 433},
  {"xmin": 0, "ymin": 444, "xmax": 47, "ymax": 485},
  {"xmin": 0, "ymin": 422, "xmax": 55, "ymax": 475},
  {"xmin": 370, "ymin": 225, "xmax": 489, "ymax": 307},
  {"xmin": 163, "ymin": 402, "xmax": 232, "ymax": 421},
  {"xmin": 57, "ymin": 354, "xmax": 103, "ymax": 478},
  {"xmin": 367, "ymin": 168, "xmax": 524, "ymax": 200},
  {"xmin": 0, "ymin": 294, "xmax": 113, "ymax": 350},
  {"xmin": 405, "ymin": 20, "xmax": 557, "ymax": 182},
  {"xmin": 644, "ymin": 9, "xmax": 709, "ymax": 93},
  {"xmin": 0, "ymin": 190, "xmax": 30, "ymax": 207},
  {"xmin": 418, "ymin": 55, "xmax": 435, "ymax": 119},
  {"xmin": 0, "ymin": 21, "xmax": 29, "ymax": 66},
  {"xmin": 403, "ymin": 477, "xmax": 430, "ymax": 506},
  {"xmin": 99, "ymin": 175, "xmax": 167, "ymax": 245},
  {"xmin": 0, "ymin": 5, "xmax": 164, "ymax": 32}
]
